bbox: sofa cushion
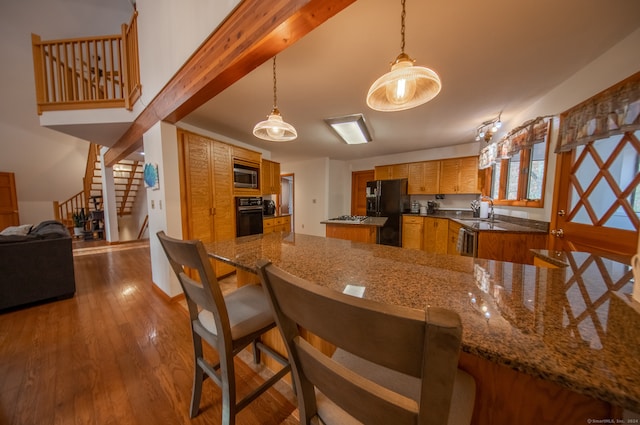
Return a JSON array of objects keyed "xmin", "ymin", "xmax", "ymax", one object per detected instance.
[
  {"xmin": 29, "ymin": 220, "xmax": 70, "ymax": 239},
  {"xmin": 0, "ymin": 224, "xmax": 33, "ymax": 236}
]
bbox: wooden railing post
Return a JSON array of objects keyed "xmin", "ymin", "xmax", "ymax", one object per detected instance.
[
  {"xmin": 53, "ymin": 201, "xmax": 61, "ymax": 221},
  {"xmin": 31, "ymin": 33, "xmax": 45, "ymax": 115}
]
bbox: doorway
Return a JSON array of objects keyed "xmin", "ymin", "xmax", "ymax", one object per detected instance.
[
  {"xmin": 281, "ymin": 173, "xmax": 294, "ymax": 232},
  {"xmin": 0, "ymin": 172, "xmax": 19, "ymax": 231}
]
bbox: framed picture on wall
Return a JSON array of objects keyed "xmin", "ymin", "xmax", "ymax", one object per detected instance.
[{"xmin": 143, "ymin": 163, "xmax": 159, "ymax": 190}]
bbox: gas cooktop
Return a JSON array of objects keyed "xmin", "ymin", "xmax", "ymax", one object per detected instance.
[{"xmin": 329, "ymin": 215, "xmax": 368, "ymax": 223}]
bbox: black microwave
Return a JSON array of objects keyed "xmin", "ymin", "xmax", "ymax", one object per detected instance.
[{"xmin": 233, "ymin": 163, "xmax": 259, "ymax": 189}]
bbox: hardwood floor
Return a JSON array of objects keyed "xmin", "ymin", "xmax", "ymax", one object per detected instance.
[{"xmin": 0, "ymin": 241, "xmax": 297, "ymax": 425}]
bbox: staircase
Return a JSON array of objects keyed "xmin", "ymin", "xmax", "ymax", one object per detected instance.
[
  {"xmin": 54, "ymin": 143, "xmax": 144, "ymax": 238},
  {"xmin": 89, "ymin": 146, "xmax": 144, "ymax": 216}
]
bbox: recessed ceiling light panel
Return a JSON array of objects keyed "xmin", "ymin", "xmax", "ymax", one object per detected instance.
[{"xmin": 325, "ymin": 114, "xmax": 372, "ymax": 145}]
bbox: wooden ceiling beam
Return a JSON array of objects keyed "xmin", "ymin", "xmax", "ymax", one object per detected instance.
[{"xmin": 104, "ymin": 0, "xmax": 356, "ymax": 166}]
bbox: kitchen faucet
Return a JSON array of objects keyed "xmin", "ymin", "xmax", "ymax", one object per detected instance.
[{"xmin": 481, "ymin": 196, "xmax": 495, "ymax": 222}]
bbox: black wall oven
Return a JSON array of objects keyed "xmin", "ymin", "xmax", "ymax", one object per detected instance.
[{"xmin": 236, "ymin": 197, "xmax": 263, "ymax": 237}]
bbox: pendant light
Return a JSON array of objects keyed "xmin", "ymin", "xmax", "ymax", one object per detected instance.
[
  {"xmin": 366, "ymin": 0, "xmax": 442, "ymax": 112},
  {"xmin": 253, "ymin": 56, "xmax": 297, "ymax": 142}
]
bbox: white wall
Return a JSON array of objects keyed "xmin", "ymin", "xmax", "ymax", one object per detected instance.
[
  {"xmin": 118, "ymin": 185, "xmax": 149, "ymax": 240},
  {"xmin": 282, "ymin": 158, "xmax": 330, "ymax": 237},
  {"xmin": 136, "ymin": 0, "xmax": 241, "ymax": 106},
  {"xmin": 144, "ymin": 121, "xmax": 183, "ymax": 297},
  {"xmin": 328, "ymin": 160, "xmax": 352, "ymax": 217}
]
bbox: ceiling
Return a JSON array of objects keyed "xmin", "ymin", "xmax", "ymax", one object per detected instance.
[{"xmin": 180, "ymin": 0, "xmax": 640, "ymax": 163}]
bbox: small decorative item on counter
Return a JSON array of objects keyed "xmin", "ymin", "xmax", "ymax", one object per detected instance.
[
  {"xmin": 470, "ymin": 200, "xmax": 480, "ymax": 217},
  {"xmin": 411, "ymin": 200, "xmax": 420, "ymax": 213}
]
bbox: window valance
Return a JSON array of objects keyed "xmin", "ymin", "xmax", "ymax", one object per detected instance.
[
  {"xmin": 478, "ymin": 116, "xmax": 551, "ymax": 169},
  {"xmin": 556, "ymin": 71, "xmax": 640, "ymax": 153}
]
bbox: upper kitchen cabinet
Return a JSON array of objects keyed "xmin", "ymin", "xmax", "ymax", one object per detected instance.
[
  {"xmin": 232, "ymin": 145, "xmax": 261, "ymax": 164},
  {"xmin": 438, "ymin": 156, "xmax": 479, "ymax": 194},
  {"xmin": 408, "ymin": 161, "xmax": 440, "ymax": 194},
  {"xmin": 374, "ymin": 163, "xmax": 408, "ymax": 180},
  {"xmin": 261, "ymin": 159, "xmax": 281, "ymax": 195}
]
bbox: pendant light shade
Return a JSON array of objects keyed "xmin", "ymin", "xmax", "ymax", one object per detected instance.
[
  {"xmin": 253, "ymin": 57, "xmax": 297, "ymax": 142},
  {"xmin": 366, "ymin": 0, "xmax": 441, "ymax": 112},
  {"xmin": 253, "ymin": 108, "xmax": 297, "ymax": 141}
]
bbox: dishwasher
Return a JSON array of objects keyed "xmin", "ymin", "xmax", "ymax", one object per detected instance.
[{"xmin": 457, "ymin": 227, "xmax": 478, "ymax": 257}]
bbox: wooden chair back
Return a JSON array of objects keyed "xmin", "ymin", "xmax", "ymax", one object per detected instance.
[
  {"xmin": 257, "ymin": 259, "xmax": 464, "ymax": 425},
  {"xmin": 157, "ymin": 231, "xmax": 231, "ymax": 342}
]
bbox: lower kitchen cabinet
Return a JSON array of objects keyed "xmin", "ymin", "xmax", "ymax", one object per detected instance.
[
  {"xmin": 402, "ymin": 216, "xmax": 424, "ymax": 249},
  {"xmin": 447, "ymin": 221, "xmax": 463, "ymax": 255},
  {"xmin": 325, "ymin": 223, "xmax": 377, "ymax": 244},
  {"xmin": 424, "ymin": 217, "xmax": 448, "ymax": 254},
  {"xmin": 477, "ymin": 232, "xmax": 547, "ymax": 265},
  {"xmin": 263, "ymin": 215, "xmax": 291, "ymax": 234}
]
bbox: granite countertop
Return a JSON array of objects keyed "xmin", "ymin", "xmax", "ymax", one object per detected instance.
[
  {"xmin": 203, "ymin": 232, "xmax": 639, "ymax": 412},
  {"xmin": 404, "ymin": 211, "xmax": 549, "ymax": 234},
  {"xmin": 321, "ymin": 217, "xmax": 388, "ymax": 227}
]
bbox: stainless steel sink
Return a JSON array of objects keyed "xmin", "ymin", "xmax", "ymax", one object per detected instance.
[{"xmin": 458, "ymin": 218, "xmax": 499, "ymax": 223}]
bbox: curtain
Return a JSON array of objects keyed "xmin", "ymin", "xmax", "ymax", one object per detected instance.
[
  {"xmin": 478, "ymin": 116, "xmax": 551, "ymax": 169},
  {"xmin": 556, "ymin": 71, "xmax": 640, "ymax": 153}
]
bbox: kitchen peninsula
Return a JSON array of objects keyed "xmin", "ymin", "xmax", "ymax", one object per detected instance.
[
  {"xmin": 204, "ymin": 233, "xmax": 639, "ymax": 424},
  {"xmin": 321, "ymin": 215, "xmax": 387, "ymax": 243}
]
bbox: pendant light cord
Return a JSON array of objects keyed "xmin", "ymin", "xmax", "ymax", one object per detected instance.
[
  {"xmin": 400, "ymin": 0, "xmax": 406, "ymax": 54},
  {"xmin": 272, "ymin": 56, "xmax": 278, "ymax": 109}
]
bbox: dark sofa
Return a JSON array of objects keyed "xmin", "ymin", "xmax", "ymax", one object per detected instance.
[{"xmin": 0, "ymin": 220, "xmax": 76, "ymax": 311}]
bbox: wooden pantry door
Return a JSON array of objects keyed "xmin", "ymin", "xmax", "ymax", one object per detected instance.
[
  {"xmin": 0, "ymin": 172, "xmax": 19, "ymax": 231},
  {"xmin": 550, "ymin": 130, "xmax": 640, "ymax": 262}
]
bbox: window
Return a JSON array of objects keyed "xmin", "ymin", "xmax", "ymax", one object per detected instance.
[
  {"xmin": 482, "ymin": 116, "xmax": 551, "ymax": 207},
  {"xmin": 506, "ymin": 151, "xmax": 521, "ymax": 200},
  {"xmin": 527, "ymin": 142, "xmax": 546, "ymax": 200}
]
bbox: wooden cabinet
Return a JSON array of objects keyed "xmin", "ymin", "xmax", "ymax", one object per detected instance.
[
  {"xmin": 261, "ymin": 159, "xmax": 281, "ymax": 195},
  {"xmin": 178, "ymin": 129, "xmax": 235, "ymax": 277},
  {"xmin": 408, "ymin": 161, "xmax": 440, "ymax": 194},
  {"xmin": 232, "ymin": 145, "xmax": 261, "ymax": 164},
  {"xmin": 264, "ymin": 215, "xmax": 291, "ymax": 234},
  {"xmin": 424, "ymin": 217, "xmax": 448, "ymax": 254},
  {"xmin": 374, "ymin": 163, "xmax": 408, "ymax": 180},
  {"xmin": 374, "ymin": 156, "xmax": 478, "ymax": 194},
  {"xmin": 447, "ymin": 221, "xmax": 463, "ymax": 255},
  {"xmin": 325, "ymin": 223, "xmax": 377, "ymax": 244},
  {"xmin": 212, "ymin": 141, "xmax": 236, "ymax": 276},
  {"xmin": 439, "ymin": 156, "xmax": 479, "ymax": 194},
  {"xmin": 477, "ymin": 232, "xmax": 548, "ymax": 265},
  {"xmin": 402, "ymin": 216, "xmax": 424, "ymax": 249}
]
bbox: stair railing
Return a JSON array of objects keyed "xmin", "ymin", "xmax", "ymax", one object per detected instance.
[
  {"xmin": 53, "ymin": 190, "xmax": 86, "ymax": 230},
  {"xmin": 31, "ymin": 11, "xmax": 139, "ymax": 114},
  {"xmin": 54, "ymin": 143, "xmax": 100, "ymax": 228}
]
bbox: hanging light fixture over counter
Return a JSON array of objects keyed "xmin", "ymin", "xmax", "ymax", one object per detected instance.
[
  {"xmin": 366, "ymin": 0, "xmax": 441, "ymax": 112},
  {"xmin": 253, "ymin": 56, "xmax": 297, "ymax": 142}
]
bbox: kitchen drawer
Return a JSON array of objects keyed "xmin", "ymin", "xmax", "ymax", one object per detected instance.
[{"xmin": 403, "ymin": 216, "xmax": 424, "ymax": 224}]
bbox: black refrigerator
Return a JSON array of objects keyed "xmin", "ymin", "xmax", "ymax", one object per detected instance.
[{"xmin": 365, "ymin": 178, "xmax": 409, "ymax": 246}]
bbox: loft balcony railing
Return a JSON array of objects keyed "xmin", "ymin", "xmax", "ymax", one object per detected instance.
[{"xmin": 31, "ymin": 11, "xmax": 140, "ymax": 114}]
